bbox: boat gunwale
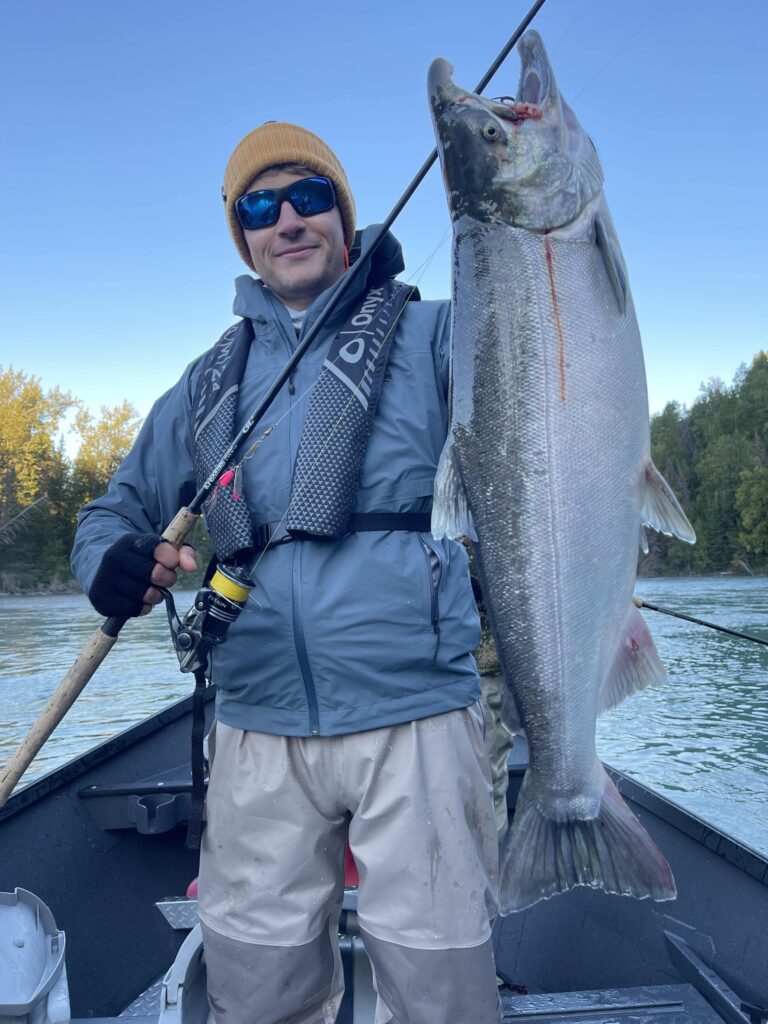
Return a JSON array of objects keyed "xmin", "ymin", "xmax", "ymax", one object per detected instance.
[
  {"xmin": 0, "ymin": 687, "xmax": 216, "ymax": 823},
  {"xmin": 3, "ymin": 690, "xmax": 767, "ymax": 893},
  {"xmin": 606, "ymin": 764, "xmax": 768, "ymax": 888}
]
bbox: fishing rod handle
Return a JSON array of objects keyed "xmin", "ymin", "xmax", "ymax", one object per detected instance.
[
  {"xmin": 162, "ymin": 506, "xmax": 200, "ymax": 548},
  {"xmin": 0, "ymin": 508, "xmax": 202, "ymax": 807},
  {"xmin": 633, "ymin": 594, "xmax": 768, "ymax": 648}
]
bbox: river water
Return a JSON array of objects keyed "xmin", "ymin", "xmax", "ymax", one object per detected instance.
[{"xmin": 1, "ymin": 577, "xmax": 766, "ymax": 856}]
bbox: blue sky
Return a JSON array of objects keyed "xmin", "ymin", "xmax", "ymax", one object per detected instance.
[{"xmin": 1, "ymin": 0, "xmax": 766, "ymax": 446}]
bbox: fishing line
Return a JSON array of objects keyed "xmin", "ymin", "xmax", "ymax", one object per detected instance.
[
  {"xmin": 572, "ymin": 0, "xmax": 669, "ymax": 101},
  {"xmin": 633, "ymin": 595, "xmax": 768, "ymax": 649},
  {"xmin": 550, "ymin": 0, "xmax": 588, "ymax": 55},
  {"xmin": 185, "ymin": 0, "xmax": 551, "ymax": 524}
]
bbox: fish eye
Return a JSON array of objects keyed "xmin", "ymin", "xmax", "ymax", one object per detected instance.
[{"xmin": 482, "ymin": 121, "xmax": 501, "ymax": 141}]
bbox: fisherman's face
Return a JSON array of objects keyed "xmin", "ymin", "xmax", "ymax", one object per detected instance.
[{"xmin": 242, "ymin": 168, "xmax": 347, "ymax": 311}]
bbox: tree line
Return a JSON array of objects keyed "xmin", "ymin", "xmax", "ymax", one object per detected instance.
[
  {"xmin": 641, "ymin": 351, "xmax": 768, "ymax": 575},
  {"xmin": 0, "ymin": 366, "xmax": 143, "ymax": 591},
  {"xmin": 1, "ymin": 353, "xmax": 766, "ymax": 593}
]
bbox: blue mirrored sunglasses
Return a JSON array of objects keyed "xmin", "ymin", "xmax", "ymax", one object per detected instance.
[{"xmin": 235, "ymin": 176, "xmax": 337, "ymax": 231}]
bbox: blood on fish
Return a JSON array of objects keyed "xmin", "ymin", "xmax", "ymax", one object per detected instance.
[
  {"xmin": 499, "ymin": 103, "xmax": 542, "ymax": 122},
  {"xmin": 544, "ymin": 239, "xmax": 567, "ymax": 402}
]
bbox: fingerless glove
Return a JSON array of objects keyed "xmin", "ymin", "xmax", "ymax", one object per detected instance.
[{"xmin": 89, "ymin": 533, "xmax": 162, "ymax": 618}]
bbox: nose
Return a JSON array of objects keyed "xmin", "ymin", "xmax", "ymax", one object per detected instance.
[{"xmin": 275, "ymin": 199, "xmax": 305, "ymax": 234}]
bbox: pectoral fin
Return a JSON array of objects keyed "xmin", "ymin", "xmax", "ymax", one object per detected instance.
[
  {"xmin": 642, "ymin": 461, "xmax": 696, "ymax": 543},
  {"xmin": 595, "ymin": 213, "xmax": 628, "ymax": 315},
  {"xmin": 431, "ymin": 433, "xmax": 477, "ymax": 540}
]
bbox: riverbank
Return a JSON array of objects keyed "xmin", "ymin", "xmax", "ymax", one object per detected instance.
[
  {"xmin": 2, "ymin": 564, "xmax": 765, "ymax": 598},
  {"xmin": 0, "ymin": 579, "xmax": 82, "ymax": 597}
]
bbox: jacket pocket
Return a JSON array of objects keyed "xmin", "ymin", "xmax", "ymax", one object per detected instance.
[{"xmin": 417, "ymin": 533, "xmax": 443, "ymax": 663}]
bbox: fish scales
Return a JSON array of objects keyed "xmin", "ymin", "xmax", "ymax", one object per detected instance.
[
  {"xmin": 454, "ymin": 212, "xmax": 646, "ymax": 776},
  {"xmin": 429, "ymin": 31, "xmax": 695, "ymax": 911}
]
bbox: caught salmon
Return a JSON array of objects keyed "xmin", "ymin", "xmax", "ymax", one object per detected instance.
[{"xmin": 428, "ymin": 30, "xmax": 695, "ymax": 911}]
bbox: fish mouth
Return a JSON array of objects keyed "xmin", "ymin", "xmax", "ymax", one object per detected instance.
[
  {"xmin": 428, "ymin": 29, "xmax": 603, "ymax": 230},
  {"xmin": 428, "ymin": 30, "xmax": 556, "ymax": 122},
  {"xmin": 427, "ymin": 56, "xmax": 455, "ymax": 99},
  {"xmin": 516, "ymin": 30, "xmax": 554, "ymax": 109},
  {"xmin": 428, "ymin": 53, "xmax": 543, "ymax": 124}
]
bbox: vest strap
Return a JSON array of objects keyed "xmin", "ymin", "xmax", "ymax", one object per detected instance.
[{"xmin": 252, "ymin": 512, "xmax": 432, "ymax": 553}]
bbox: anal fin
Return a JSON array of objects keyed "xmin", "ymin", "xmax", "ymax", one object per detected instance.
[{"xmin": 598, "ymin": 602, "xmax": 666, "ymax": 714}]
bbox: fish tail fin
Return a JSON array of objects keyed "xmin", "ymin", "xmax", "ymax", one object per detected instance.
[{"xmin": 499, "ymin": 763, "xmax": 676, "ymax": 913}]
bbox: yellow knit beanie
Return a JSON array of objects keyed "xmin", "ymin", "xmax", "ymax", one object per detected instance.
[{"xmin": 222, "ymin": 122, "xmax": 357, "ymax": 270}]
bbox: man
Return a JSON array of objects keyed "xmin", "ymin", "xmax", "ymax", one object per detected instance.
[{"xmin": 71, "ymin": 122, "xmax": 501, "ymax": 1024}]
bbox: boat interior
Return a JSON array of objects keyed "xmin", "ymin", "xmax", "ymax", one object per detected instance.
[{"xmin": 1, "ymin": 690, "xmax": 766, "ymax": 1023}]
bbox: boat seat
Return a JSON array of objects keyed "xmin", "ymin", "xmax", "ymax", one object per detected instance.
[{"xmin": 78, "ymin": 762, "xmax": 198, "ymax": 834}]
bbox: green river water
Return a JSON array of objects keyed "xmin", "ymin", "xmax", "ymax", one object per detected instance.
[{"xmin": 1, "ymin": 577, "xmax": 766, "ymax": 855}]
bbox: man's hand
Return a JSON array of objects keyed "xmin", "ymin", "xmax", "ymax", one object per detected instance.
[
  {"xmin": 141, "ymin": 541, "xmax": 198, "ymax": 614},
  {"xmin": 89, "ymin": 533, "xmax": 198, "ymax": 619}
]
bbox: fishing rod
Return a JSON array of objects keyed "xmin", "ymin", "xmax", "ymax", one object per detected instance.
[
  {"xmin": 0, "ymin": 0, "xmax": 549, "ymax": 807},
  {"xmin": 633, "ymin": 596, "xmax": 768, "ymax": 649}
]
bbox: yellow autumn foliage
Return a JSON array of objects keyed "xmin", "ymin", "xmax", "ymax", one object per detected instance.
[
  {"xmin": 69, "ymin": 401, "xmax": 143, "ymax": 507},
  {"xmin": 0, "ymin": 366, "xmax": 75, "ymax": 509}
]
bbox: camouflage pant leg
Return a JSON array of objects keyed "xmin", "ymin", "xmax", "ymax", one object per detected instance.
[{"xmin": 479, "ymin": 672, "xmax": 513, "ymax": 835}]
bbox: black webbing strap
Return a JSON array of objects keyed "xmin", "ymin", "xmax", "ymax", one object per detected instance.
[
  {"xmin": 348, "ymin": 512, "xmax": 432, "ymax": 532},
  {"xmin": 252, "ymin": 511, "xmax": 432, "ymax": 553},
  {"xmin": 184, "ymin": 666, "xmax": 208, "ymax": 850}
]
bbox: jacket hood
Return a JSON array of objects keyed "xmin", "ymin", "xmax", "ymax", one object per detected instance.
[{"xmin": 232, "ymin": 224, "xmax": 405, "ymax": 325}]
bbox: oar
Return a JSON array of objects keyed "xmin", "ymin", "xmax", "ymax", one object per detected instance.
[{"xmin": 0, "ymin": 0, "xmax": 548, "ymax": 807}]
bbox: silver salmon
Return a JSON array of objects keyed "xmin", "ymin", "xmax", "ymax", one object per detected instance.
[{"xmin": 428, "ymin": 31, "xmax": 695, "ymax": 912}]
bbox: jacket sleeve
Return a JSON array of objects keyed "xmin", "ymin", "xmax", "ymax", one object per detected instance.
[{"xmin": 70, "ymin": 366, "xmax": 201, "ymax": 596}]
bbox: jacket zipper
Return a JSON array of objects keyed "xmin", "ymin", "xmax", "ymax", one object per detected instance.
[
  {"xmin": 292, "ymin": 542, "xmax": 320, "ymax": 734},
  {"xmin": 418, "ymin": 534, "xmax": 442, "ymax": 663},
  {"xmin": 279, "ymin": 315, "xmax": 320, "ymax": 734}
]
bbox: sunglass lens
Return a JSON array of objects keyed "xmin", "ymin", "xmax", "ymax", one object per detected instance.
[
  {"xmin": 237, "ymin": 192, "xmax": 278, "ymax": 230},
  {"xmin": 289, "ymin": 178, "xmax": 335, "ymax": 217}
]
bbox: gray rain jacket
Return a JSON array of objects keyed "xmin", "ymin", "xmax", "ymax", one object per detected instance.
[{"xmin": 71, "ymin": 226, "xmax": 481, "ymax": 736}]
